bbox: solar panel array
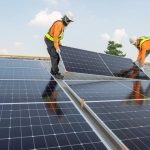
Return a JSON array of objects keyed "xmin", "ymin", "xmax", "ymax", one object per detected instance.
[
  {"xmin": 1, "ymin": 44, "xmax": 150, "ymax": 150},
  {"xmin": 61, "ymin": 46, "xmax": 149, "ymax": 80},
  {"xmin": 0, "ymin": 58, "xmax": 107, "ymax": 150}
]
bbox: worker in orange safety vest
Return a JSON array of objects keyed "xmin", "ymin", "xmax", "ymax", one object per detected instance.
[
  {"xmin": 44, "ymin": 12, "xmax": 74, "ymax": 79},
  {"xmin": 129, "ymin": 36, "xmax": 150, "ymax": 71}
]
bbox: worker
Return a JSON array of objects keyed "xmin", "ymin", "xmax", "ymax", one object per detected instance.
[
  {"xmin": 129, "ymin": 36, "xmax": 150, "ymax": 71},
  {"xmin": 44, "ymin": 12, "xmax": 74, "ymax": 79}
]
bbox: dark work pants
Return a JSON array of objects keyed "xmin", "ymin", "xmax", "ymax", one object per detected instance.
[{"xmin": 44, "ymin": 38, "xmax": 60, "ymax": 75}]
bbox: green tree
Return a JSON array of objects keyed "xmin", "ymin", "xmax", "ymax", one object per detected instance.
[{"xmin": 105, "ymin": 41, "xmax": 126, "ymax": 57}]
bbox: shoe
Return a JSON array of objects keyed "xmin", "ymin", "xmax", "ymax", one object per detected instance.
[
  {"xmin": 140, "ymin": 67, "xmax": 144, "ymax": 72},
  {"xmin": 54, "ymin": 74, "xmax": 64, "ymax": 79}
]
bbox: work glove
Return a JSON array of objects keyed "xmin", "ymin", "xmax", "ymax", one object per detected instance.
[{"xmin": 56, "ymin": 48, "xmax": 60, "ymax": 54}]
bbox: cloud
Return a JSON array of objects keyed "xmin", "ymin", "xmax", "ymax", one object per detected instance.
[
  {"xmin": 33, "ymin": 34, "xmax": 40, "ymax": 39},
  {"xmin": 28, "ymin": 9, "xmax": 62, "ymax": 27},
  {"xmin": 101, "ymin": 28, "xmax": 127, "ymax": 43},
  {"xmin": 44, "ymin": 0, "xmax": 68, "ymax": 5},
  {"xmin": 101, "ymin": 33, "xmax": 110, "ymax": 41},
  {"xmin": 0, "ymin": 48, "xmax": 9, "ymax": 55},
  {"xmin": 113, "ymin": 28, "xmax": 127, "ymax": 43},
  {"xmin": 14, "ymin": 42, "xmax": 23, "ymax": 47}
]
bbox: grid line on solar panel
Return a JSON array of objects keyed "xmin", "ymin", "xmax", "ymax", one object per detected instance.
[
  {"xmin": 0, "ymin": 103, "xmax": 107, "ymax": 150},
  {"xmin": 86, "ymin": 100, "xmax": 150, "ymax": 150}
]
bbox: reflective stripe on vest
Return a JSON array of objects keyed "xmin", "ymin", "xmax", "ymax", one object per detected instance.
[
  {"xmin": 45, "ymin": 30, "xmax": 64, "ymax": 41},
  {"xmin": 139, "ymin": 36, "xmax": 150, "ymax": 50}
]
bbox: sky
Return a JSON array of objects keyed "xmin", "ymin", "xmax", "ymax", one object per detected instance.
[{"xmin": 0, "ymin": 0, "xmax": 150, "ymax": 62}]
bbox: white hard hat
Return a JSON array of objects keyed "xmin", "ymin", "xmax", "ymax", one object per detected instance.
[
  {"xmin": 66, "ymin": 12, "xmax": 74, "ymax": 22},
  {"xmin": 129, "ymin": 36, "xmax": 137, "ymax": 44}
]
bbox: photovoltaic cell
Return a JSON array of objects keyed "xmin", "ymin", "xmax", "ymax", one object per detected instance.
[
  {"xmin": 87, "ymin": 100, "xmax": 150, "ymax": 150},
  {"xmin": 65, "ymin": 80, "xmax": 150, "ymax": 101},
  {"xmin": 0, "ymin": 103, "xmax": 107, "ymax": 150},
  {"xmin": 61, "ymin": 46, "xmax": 112, "ymax": 76}
]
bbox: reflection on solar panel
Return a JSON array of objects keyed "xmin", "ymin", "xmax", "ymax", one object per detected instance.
[
  {"xmin": 66, "ymin": 80, "xmax": 150, "ymax": 101},
  {"xmin": 0, "ymin": 79, "xmax": 70, "ymax": 103},
  {"xmin": 87, "ymin": 101, "xmax": 150, "ymax": 150},
  {"xmin": 61, "ymin": 46, "xmax": 149, "ymax": 79},
  {"xmin": 0, "ymin": 58, "xmax": 107, "ymax": 150}
]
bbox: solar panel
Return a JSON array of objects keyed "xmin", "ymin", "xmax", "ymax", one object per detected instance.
[
  {"xmin": 60, "ymin": 46, "xmax": 149, "ymax": 79},
  {"xmin": 60, "ymin": 46, "xmax": 112, "ymax": 76},
  {"xmin": 99, "ymin": 53, "xmax": 149, "ymax": 79},
  {"xmin": 65, "ymin": 80, "xmax": 150, "ymax": 101},
  {"xmin": 86, "ymin": 100, "xmax": 150, "ymax": 150}
]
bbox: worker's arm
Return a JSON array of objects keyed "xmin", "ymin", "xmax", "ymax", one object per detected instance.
[{"xmin": 53, "ymin": 22, "xmax": 63, "ymax": 50}]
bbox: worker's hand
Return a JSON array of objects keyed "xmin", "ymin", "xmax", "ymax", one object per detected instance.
[
  {"xmin": 134, "ymin": 60, "xmax": 139, "ymax": 66},
  {"xmin": 56, "ymin": 48, "xmax": 60, "ymax": 54}
]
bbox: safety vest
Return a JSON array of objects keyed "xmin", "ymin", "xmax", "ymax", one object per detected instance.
[
  {"xmin": 139, "ymin": 36, "xmax": 150, "ymax": 50},
  {"xmin": 45, "ymin": 21, "xmax": 64, "ymax": 41}
]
